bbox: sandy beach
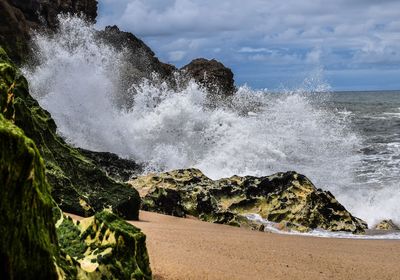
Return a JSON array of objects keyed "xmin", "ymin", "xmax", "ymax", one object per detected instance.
[{"xmin": 69, "ymin": 211, "xmax": 400, "ymax": 280}]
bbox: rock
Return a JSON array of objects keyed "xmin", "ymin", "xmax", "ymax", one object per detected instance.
[
  {"xmin": 0, "ymin": 114, "xmax": 58, "ymax": 279},
  {"xmin": 129, "ymin": 168, "xmax": 367, "ymax": 234},
  {"xmin": 78, "ymin": 148, "xmax": 144, "ymax": 182},
  {"xmin": 56, "ymin": 211, "xmax": 152, "ymax": 279},
  {"xmin": 0, "ymin": 0, "xmax": 97, "ymax": 63},
  {"xmin": 0, "ymin": 47, "xmax": 141, "ymax": 220},
  {"xmin": 181, "ymin": 58, "xmax": 236, "ymax": 96},
  {"xmin": 98, "ymin": 25, "xmax": 177, "ymax": 109},
  {"xmin": 374, "ymin": 219, "xmax": 400, "ymax": 230},
  {"xmin": 98, "ymin": 26, "xmax": 236, "ymax": 108},
  {"xmin": 0, "ymin": 106, "xmax": 151, "ymax": 279}
]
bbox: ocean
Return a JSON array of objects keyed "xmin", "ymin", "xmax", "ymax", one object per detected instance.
[{"xmin": 22, "ymin": 16, "xmax": 400, "ymax": 236}]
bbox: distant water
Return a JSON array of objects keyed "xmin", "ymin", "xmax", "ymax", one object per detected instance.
[
  {"xmin": 23, "ymin": 16, "xmax": 400, "ymax": 229},
  {"xmin": 323, "ymin": 91, "xmax": 400, "ymax": 226},
  {"xmin": 328, "ymin": 91, "xmax": 400, "ymax": 189}
]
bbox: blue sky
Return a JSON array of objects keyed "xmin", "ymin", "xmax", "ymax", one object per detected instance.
[{"xmin": 97, "ymin": 0, "xmax": 400, "ymax": 91}]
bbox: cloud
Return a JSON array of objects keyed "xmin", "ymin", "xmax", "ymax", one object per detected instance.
[
  {"xmin": 238, "ymin": 47, "xmax": 269, "ymax": 53},
  {"xmin": 97, "ymin": 0, "xmax": 400, "ymax": 90}
]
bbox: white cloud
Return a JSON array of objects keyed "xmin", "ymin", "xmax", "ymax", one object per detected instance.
[{"xmin": 238, "ymin": 47, "xmax": 269, "ymax": 53}]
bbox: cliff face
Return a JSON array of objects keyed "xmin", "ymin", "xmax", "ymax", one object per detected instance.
[{"xmin": 0, "ymin": 0, "xmax": 97, "ymax": 63}]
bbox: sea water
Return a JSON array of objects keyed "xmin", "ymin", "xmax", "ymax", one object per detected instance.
[{"xmin": 22, "ymin": 16, "xmax": 400, "ymax": 236}]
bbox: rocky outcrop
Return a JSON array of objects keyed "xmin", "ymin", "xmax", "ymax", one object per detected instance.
[
  {"xmin": 0, "ymin": 85, "xmax": 151, "ymax": 280},
  {"xmin": 0, "ymin": 0, "xmax": 97, "ymax": 63},
  {"xmin": 0, "ymin": 114, "xmax": 58, "ymax": 279},
  {"xmin": 98, "ymin": 27, "xmax": 236, "ymax": 108},
  {"xmin": 0, "ymin": 47, "xmax": 141, "ymax": 219},
  {"xmin": 374, "ymin": 219, "xmax": 400, "ymax": 230},
  {"xmin": 181, "ymin": 58, "xmax": 236, "ymax": 96},
  {"xmin": 97, "ymin": 25, "xmax": 178, "ymax": 109},
  {"xmin": 57, "ymin": 211, "xmax": 152, "ymax": 279},
  {"xmin": 129, "ymin": 168, "xmax": 367, "ymax": 233}
]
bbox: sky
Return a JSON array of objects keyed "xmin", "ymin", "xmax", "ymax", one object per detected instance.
[{"xmin": 97, "ymin": 0, "xmax": 400, "ymax": 91}]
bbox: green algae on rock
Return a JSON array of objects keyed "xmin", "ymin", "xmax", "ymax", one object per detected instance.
[
  {"xmin": 0, "ymin": 114, "xmax": 58, "ymax": 279},
  {"xmin": 130, "ymin": 168, "xmax": 368, "ymax": 234},
  {"xmin": 0, "ymin": 114, "xmax": 152, "ymax": 279},
  {"xmin": 57, "ymin": 211, "xmax": 152, "ymax": 279},
  {"xmin": 0, "ymin": 47, "xmax": 141, "ymax": 220}
]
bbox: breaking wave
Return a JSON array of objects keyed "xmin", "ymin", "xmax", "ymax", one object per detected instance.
[{"xmin": 23, "ymin": 16, "xmax": 399, "ymax": 228}]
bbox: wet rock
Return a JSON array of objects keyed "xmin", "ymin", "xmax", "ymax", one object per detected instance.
[
  {"xmin": 129, "ymin": 168, "xmax": 368, "ymax": 234},
  {"xmin": 0, "ymin": 0, "xmax": 97, "ymax": 63},
  {"xmin": 0, "ymin": 47, "xmax": 141, "ymax": 220},
  {"xmin": 56, "ymin": 211, "xmax": 152, "ymax": 279},
  {"xmin": 181, "ymin": 58, "xmax": 236, "ymax": 96},
  {"xmin": 374, "ymin": 219, "xmax": 400, "ymax": 230}
]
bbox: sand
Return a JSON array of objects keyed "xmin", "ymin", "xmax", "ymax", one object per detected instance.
[{"xmin": 68, "ymin": 211, "xmax": 400, "ymax": 280}]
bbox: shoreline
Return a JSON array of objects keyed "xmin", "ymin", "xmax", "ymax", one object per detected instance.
[{"xmin": 68, "ymin": 211, "xmax": 400, "ymax": 279}]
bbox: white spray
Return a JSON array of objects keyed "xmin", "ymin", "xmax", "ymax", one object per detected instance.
[{"xmin": 23, "ymin": 16, "xmax": 399, "ymax": 227}]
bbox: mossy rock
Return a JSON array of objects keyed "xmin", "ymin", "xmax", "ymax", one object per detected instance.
[
  {"xmin": 56, "ymin": 211, "xmax": 152, "ymax": 279},
  {"xmin": 0, "ymin": 47, "xmax": 140, "ymax": 220},
  {"xmin": 130, "ymin": 168, "xmax": 367, "ymax": 234},
  {"xmin": 0, "ymin": 114, "xmax": 58, "ymax": 279},
  {"xmin": 0, "ymin": 114, "xmax": 152, "ymax": 279}
]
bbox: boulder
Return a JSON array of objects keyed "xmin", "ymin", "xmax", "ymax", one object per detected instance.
[
  {"xmin": 0, "ymin": 47, "xmax": 141, "ymax": 219},
  {"xmin": 181, "ymin": 58, "xmax": 236, "ymax": 96},
  {"xmin": 56, "ymin": 211, "xmax": 152, "ymax": 279},
  {"xmin": 0, "ymin": 0, "xmax": 98, "ymax": 63},
  {"xmin": 374, "ymin": 219, "xmax": 400, "ymax": 230},
  {"xmin": 129, "ymin": 168, "xmax": 368, "ymax": 234}
]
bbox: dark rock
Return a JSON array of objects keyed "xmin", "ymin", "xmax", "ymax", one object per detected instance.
[
  {"xmin": 130, "ymin": 168, "xmax": 368, "ymax": 234},
  {"xmin": 0, "ymin": 47, "xmax": 141, "ymax": 220},
  {"xmin": 0, "ymin": 0, "xmax": 97, "ymax": 63},
  {"xmin": 77, "ymin": 148, "xmax": 143, "ymax": 182},
  {"xmin": 98, "ymin": 26, "xmax": 236, "ymax": 108},
  {"xmin": 181, "ymin": 58, "xmax": 236, "ymax": 96},
  {"xmin": 98, "ymin": 25, "xmax": 177, "ymax": 109}
]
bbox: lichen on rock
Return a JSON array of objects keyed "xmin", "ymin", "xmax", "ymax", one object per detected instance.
[{"xmin": 130, "ymin": 168, "xmax": 368, "ymax": 234}]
